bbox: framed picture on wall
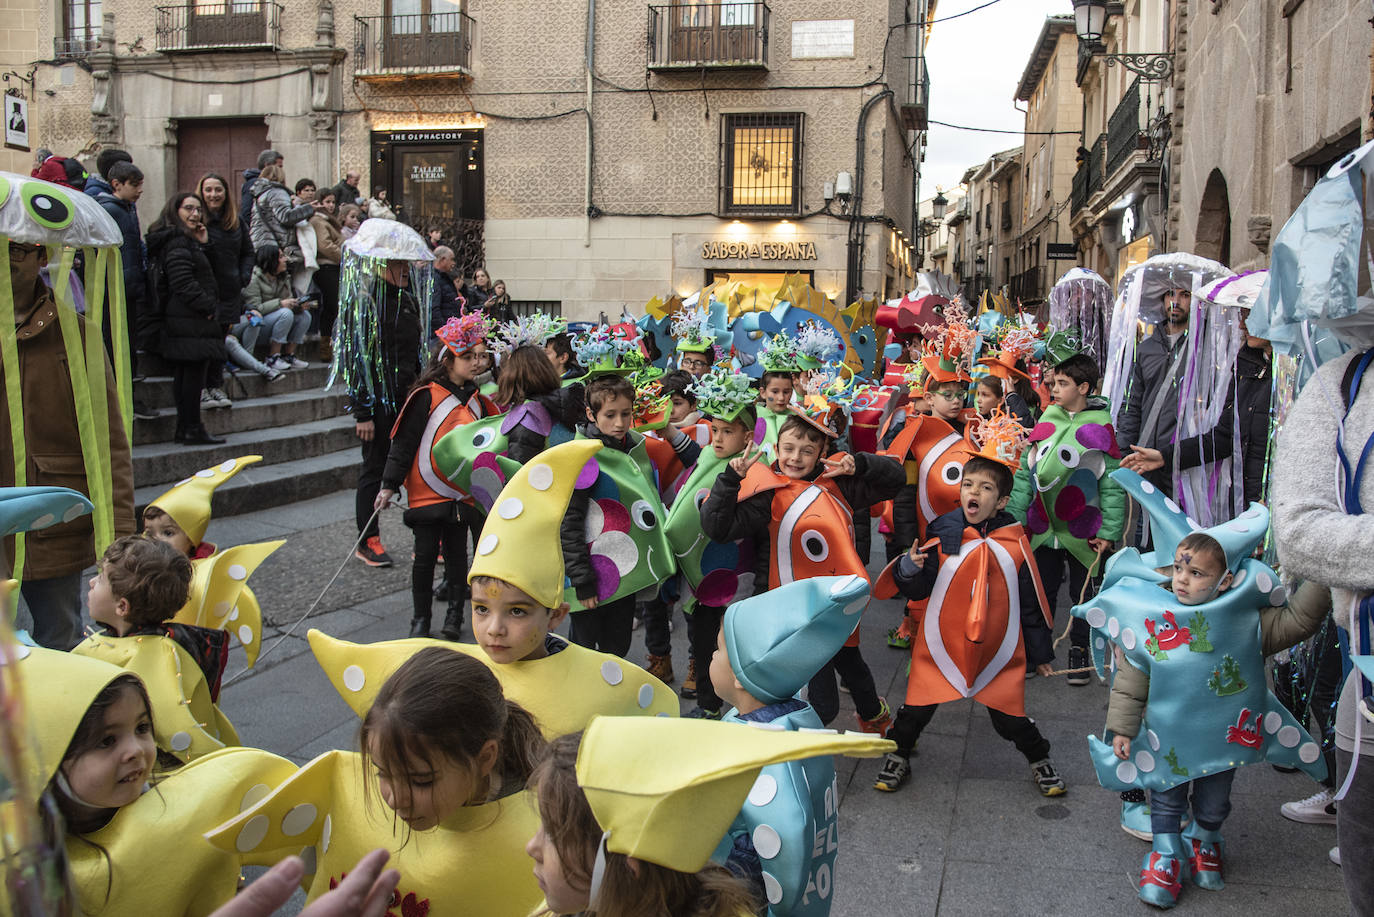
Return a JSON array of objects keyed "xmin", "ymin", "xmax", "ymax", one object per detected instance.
[{"xmin": 5, "ymin": 95, "xmax": 29, "ymax": 152}]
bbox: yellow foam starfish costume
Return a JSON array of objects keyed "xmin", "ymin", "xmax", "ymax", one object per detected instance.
[
  {"xmin": 204, "ymin": 749, "xmax": 543, "ymax": 916},
  {"xmin": 4, "ymin": 645, "xmax": 297, "ymax": 917},
  {"xmin": 309, "ymin": 631, "xmax": 677, "ymax": 738},
  {"xmin": 150, "ymin": 456, "xmax": 278, "ymax": 661},
  {"xmin": 72, "ymin": 631, "xmax": 240, "ymax": 764}
]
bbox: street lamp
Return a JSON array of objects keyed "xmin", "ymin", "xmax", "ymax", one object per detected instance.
[
  {"xmin": 974, "ymin": 252, "xmax": 987, "ymax": 299},
  {"xmin": 931, "ymin": 190, "xmax": 948, "ymax": 220},
  {"xmin": 1070, "ymin": 0, "xmax": 1174, "ymax": 82}
]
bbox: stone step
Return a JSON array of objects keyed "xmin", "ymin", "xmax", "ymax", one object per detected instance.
[
  {"xmin": 132, "ymin": 388, "xmax": 352, "ymax": 446},
  {"xmin": 136, "ymin": 364, "xmax": 335, "ymax": 410},
  {"xmin": 134, "ymin": 446, "xmax": 360, "ymax": 520},
  {"xmin": 133, "ymin": 414, "xmax": 360, "ymax": 490}
]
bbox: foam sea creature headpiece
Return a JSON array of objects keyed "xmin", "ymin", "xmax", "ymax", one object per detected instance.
[
  {"xmin": 671, "ymin": 303, "xmax": 719, "ymax": 355},
  {"xmin": 145, "ymin": 456, "xmax": 261, "ymax": 547},
  {"xmin": 789, "ymin": 367, "xmax": 853, "ymax": 438},
  {"xmin": 623, "ymin": 348, "xmax": 665, "ymax": 387},
  {"xmin": 970, "ymin": 409, "xmax": 1027, "ymax": 469},
  {"xmin": 759, "ymin": 333, "xmax": 804, "ymax": 374},
  {"xmin": 723, "ymin": 575, "xmax": 868, "ymax": 705},
  {"xmin": 794, "ymin": 323, "xmax": 841, "ymax": 369},
  {"xmin": 1107, "ymin": 467, "xmax": 1267, "ymax": 576},
  {"xmin": 920, "ymin": 299, "xmax": 976, "ymax": 387},
  {"xmin": 492, "ymin": 312, "xmax": 567, "ymax": 354},
  {"xmin": 632, "ymin": 380, "xmax": 672, "ymax": 432},
  {"xmin": 1, "ymin": 487, "xmax": 93, "ymax": 630},
  {"xmin": 435, "ymin": 310, "xmax": 492, "ymax": 357},
  {"xmin": 575, "ymin": 716, "xmax": 894, "ymax": 874},
  {"xmin": 978, "ymin": 325, "xmax": 1040, "ymax": 382},
  {"xmin": 1043, "ymin": 326, "xmax": 1089, "ymax": 367},
  {"xmin": 573, "ymin": 324, "xmax": 642, "ymax": 377},
  {"xmin": 691, "ymin": 367, "xmax": 756, "ymax": 423},
  {"xmin": 467, "ymin": 439, "xmax": 602, "ymax": 609}
]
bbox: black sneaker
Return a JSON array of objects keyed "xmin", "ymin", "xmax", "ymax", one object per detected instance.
[
  {"xmin": 131, "ymin": 398, "xmax": 158, "ymax": 420},
  {"xmin": 1066, "ymin": 646, "xmax": 1091, "ymax": 686},
  {"xmin": 873, "ymin": 753, "xmax": 911, "ymax": 792},
  {"xmin": 685, "ymin": 706, "xmax": 721, "ymax": 720},
  {"xmin": 355, "ymin": 535, "xmax": 394, "ymax": 567},
  {"xmin": 1030, "ymin": 758, "xmax": 1067, "ymax": 796}
]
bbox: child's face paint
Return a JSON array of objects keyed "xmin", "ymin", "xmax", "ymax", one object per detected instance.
[
  {"xmin": 471, "ymin": 579, "xmax": 562, "ymax": 664},
  {"xmin": 763, "ymin": 377, "xmax": 794, "ymax": 412},
  {"xmin": 1171, "ymin": 547, "xmax": 1230, "ymax": 606}
]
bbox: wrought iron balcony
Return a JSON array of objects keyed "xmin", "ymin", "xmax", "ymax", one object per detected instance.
[
  {"xmin": 1106, "ymin": 78, "xmax": 1148, "ymax": 178},
  {"xmin": 1071, "ymin": 161, "xmax": 1090, "ymax": 214},
  {"xmin": 647, "ymin": 2, "xmax": 769, "ymax": 70},
  {"xmin": 1087, "ymin": 132, "xmax": 1106, "ymax": 197},
  {"xmin": 899, "ymin": 55, "xmax": 929, "ymax": 131},
  {"xmin": 1010, "ymin": 266, "xmax": 1044, "ymax": 302},
  {"xmin": 354, "ymin": 12, "xmax": 475, "ymax": 80},
  {"xmin": 155, "ymin": 3, "xmax": 284, "ymax": 52},
  {"xmin": 55, "ymin": 36, "xmax": 100, "ymax": 60}
]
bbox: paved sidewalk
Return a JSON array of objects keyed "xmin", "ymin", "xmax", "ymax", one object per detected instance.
[{"xmin": 211, "ymin": 493, "xmax": 1347, "ymax": 915}]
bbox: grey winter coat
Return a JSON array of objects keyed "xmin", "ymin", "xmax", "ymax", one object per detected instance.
[
  {"xmin": 1115, "ymin": 323, "xmax": 1189, "ymax": 489},
  {"xmin": 248, "ymin": 178, "xmax": 314, "ymax": 264}
]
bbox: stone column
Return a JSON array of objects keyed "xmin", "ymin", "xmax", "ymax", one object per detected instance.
[{"xmin": 309, "ymin": 111, "xmax": 337, "ymax": 189}]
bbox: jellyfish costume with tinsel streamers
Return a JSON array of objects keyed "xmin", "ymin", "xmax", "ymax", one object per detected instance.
[
  {"xmin": 1048, "ymin": 268, "xmax": 1113, "ymax": 374},
  {"xmin": 1070, "ymin": 468, "xmax": 1326, "ymax": 794},
  {"xmin": 0, "ymin": 173, "xmax": 127, "ymax": 582},
  {"xmin": 327, "ymin": 218, "xmax": 434, "ymax": 417}
]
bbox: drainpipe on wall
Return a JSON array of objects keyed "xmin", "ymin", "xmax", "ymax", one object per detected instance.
[
  {"xmin": 584, "ymin": 0, "xmax": 595, "ymax": 248},
  {"xmin": 845, "ymin": 88, "xmax": 894, "ymax": 307}
]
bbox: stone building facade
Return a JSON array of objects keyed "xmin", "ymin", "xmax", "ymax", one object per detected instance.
[
  {"xmin": 31, "ymin": 0, "xmax": 932, "ymax": 319},
  {"xmin": 946, "ymin": 146, "xmax": 1021, "ymax": 304},
  {"xmin": 1168, "ymin": 0, "xmax": 1371, "ymax": 271},
  {"xmin": 0, "ymin": 0, "xmax": 41, "ymax": 175},
  {"xmin": 1012, "ymin": 15, "xmax": 1078, "ymax": 305}
]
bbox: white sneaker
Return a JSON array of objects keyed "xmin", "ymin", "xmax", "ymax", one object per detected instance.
[
  {"xmin": 210, "ymin": 387, "xmax": 232, "ymax": 408},
  {"xmin": 287, "ymin": 355, "xmax": 309, "ymax": 369},
  {"xmin": 1281, "ymin": 786, "xmax": 1337, "ymax": 825},
  {"xmin": 200, "ymin": 388, "xmax": 230, "ymax": 409},
  {"xmin": 1330, "ymin": 845, "xmax": 1341, "ymax": 866}
]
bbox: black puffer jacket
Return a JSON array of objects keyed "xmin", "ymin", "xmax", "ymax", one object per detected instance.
[
  {"xmin": 348, "ymin": 278, "xmax": 423, "ymax": 424},
  {"xmin": 700, "ymin": 451, "xmax": 905, "ymax": 595},
  {"xmin": 560, "ymin": 428, "xmax": 647, "ymax": 600},
  {"xmin": 1116, "ymin": 323, "xmax": 1189, "ymax": 490},
  {"xmin": 505, "ymin": 385, "xmax": 586, "ymax": 464},
  {"xmin": 202, "ymin": 208, "xmax": 255, "ymax": 324},
  {"xmin": 891, "ymin": 507, "xmax": 1053, "ymax": 666},
  {"xmin": 147, "ymin": 225, "xmax": 226, "ymax": 363},
  {"xmin": 1157, "ymin": 344, "xmax": 1272, "ymax": 505}
]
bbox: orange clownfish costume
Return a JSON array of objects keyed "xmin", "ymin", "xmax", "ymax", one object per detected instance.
[{"xmin": 392, "ymin": 382, "xmax": 498, "ymax": 508}]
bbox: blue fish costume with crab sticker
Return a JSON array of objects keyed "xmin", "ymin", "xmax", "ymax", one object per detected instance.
[
  {"xmin": 714, "ymin": 574, "xmax": 871, "ymax": 916},
  {"xmin": 1071, "ymin": 468, "xmax": 1325, "ymax": 905},
  {"xmin": 562, "ymin": 433, "xmax": 675, "ymax": 611}
]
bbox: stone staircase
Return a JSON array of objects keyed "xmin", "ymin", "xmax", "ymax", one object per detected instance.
[{"xmin": 131, "ymin": 342, "xmax": 360, "ymax": 516}]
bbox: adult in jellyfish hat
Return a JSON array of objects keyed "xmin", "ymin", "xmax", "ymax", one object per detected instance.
[{"xmin": 0, "ymin": 172, "xmax": 135, "ymax": 649}]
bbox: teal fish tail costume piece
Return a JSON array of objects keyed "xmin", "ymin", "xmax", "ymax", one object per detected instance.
[{"xmin": 1071, "ymin": 468, "xmax": 1326, "ymax": 792}]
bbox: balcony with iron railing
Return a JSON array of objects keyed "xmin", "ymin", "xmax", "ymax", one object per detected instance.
[
  {"xmin": 55, "ymin": 36, "xmax": 100, "ymax": 60},
  {"xmin": 354, "ymin": 11, "xmax": 475, "ymax": 80},
  {"xmin": 1106, "ymin": 78, "xmax": 1149, "ymax": 178},
  {"xmin": 900, "ymin": 55, "xmax": 929, "ymax": 131},
  {"xmin": 648, "ymin": 2, "xmax": 768, "ymax": 70},
  {"xmin": 1087, "ymin": 133, "xmax": 1106, "ymax": 197},
  {"xmin": 1010, "ymin": 266, "xmax": 1044, "ymax": 302},
  {"xmin": 155, "ymin": 3, "xmax": 284, "ymax": 52},
  {"xmin": 1071, "ymin": 161, "xmax": 1090, "ymax": 214}
]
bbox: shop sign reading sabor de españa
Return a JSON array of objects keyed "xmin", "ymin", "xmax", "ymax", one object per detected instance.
[{"xmin": 701, "ymin": 239, "xmax": 818, "ymax": 261}]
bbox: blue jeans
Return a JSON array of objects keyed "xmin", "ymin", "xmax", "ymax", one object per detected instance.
[
  {"xmin": 266, "ymin": 308, "xmax": 310, "ymax": 345},
  {"xmin": 1149, "ymin": 768, "xmax": 1236, "ymax": 835}
]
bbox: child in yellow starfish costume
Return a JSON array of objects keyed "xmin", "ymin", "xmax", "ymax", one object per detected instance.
[
  {"xmin": 72, "ymin": 536, "xmax": 241, "ymax": 765},
  {"xmin": 525, "ymin": 717, "xmax": 895, "ymax": 916},
  {"xmin": 206, "ymin": 647, "xmax": 546, "ymax": 916},
  {"xmin": 142, "ymin": 455, "xmax": 283, "ymax": 665},
  {"xmin": 307, "ymin": 439, "xmax": 678, "ymax": 739},
  {"xmin": 5, "ymin": 644, "xmax": 295, "ymax": 916}
]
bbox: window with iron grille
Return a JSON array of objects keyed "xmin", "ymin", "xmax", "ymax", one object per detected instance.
[
  {"xmin": 720, "ymin": 112, "xmax": 803, "ymax": 216},
  {"xmin": 64, "ymin": 0, "xmax": 102, "ymax": 44}
]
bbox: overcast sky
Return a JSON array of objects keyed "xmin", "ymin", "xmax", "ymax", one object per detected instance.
[{"xmin": 921, "ymin": 0, "xmax": 1068, "ymax": 197}]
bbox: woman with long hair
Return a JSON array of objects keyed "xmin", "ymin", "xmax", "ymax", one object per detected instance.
[
  {"xmin": 196, "ymin": 171, "xmax": 255, "ymax": 408},
  {"xmin": 309, "ymin": 187, "xmax": 344, "ymax": 361},
  {"xmin": 146, "ymin": 192, "xmax": 226, "ymax": 445}
]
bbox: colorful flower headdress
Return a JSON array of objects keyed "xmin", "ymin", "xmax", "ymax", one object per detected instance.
[
  {"xmin": 978, "ymin": 324, "xmax": 1041, "ymax": 382},
  {"xmin": 971, "ymin": 408, "xmax": 1027, "ymax": 469},
  {"xmin": 435, "ymin": 310, "xmax": 492, "ymax": 357},
  {"xmin": 759, "ymin": 333, "xmax": 804, "ymax": 374},
  {"xmin": 672, "ymin": 304, "xmax": 718, "ymax": 354},
  {"xmin": 572, "ymin": 324, "xmax": 643, "ymax": 377},
  {"xmin": 789, "ymin": 366, "xmax": 855, "ymax": 438},
  {"xmin": 633, "ymin": 380, "xmax": 672, "ymax": 431},
  {"xmin": 794, "ymin": 322, "xmax": 842, "ymax": 370},
  {"xmin": 691, "ymin": 367, "xmax": 757, "ymax": 423},
  {"xmin": 492, "ymin": 312, "xmax": 567, "ymax": 355},
  {"xmin": 920, "ymin": 298, "xmax": 976, "ymax": 388}
]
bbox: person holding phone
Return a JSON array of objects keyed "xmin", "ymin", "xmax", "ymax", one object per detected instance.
[{"xmin": 241, "ymin": 243, "xmax": 310, "ymax": 371}]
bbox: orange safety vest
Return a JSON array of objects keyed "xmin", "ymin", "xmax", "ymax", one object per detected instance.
[{"xmin": 392, "ymin": 382, "xmax": 498, "ymax": 509}]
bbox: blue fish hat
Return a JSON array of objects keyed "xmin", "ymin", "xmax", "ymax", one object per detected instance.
[
  {"xmin": 1106, "ymin": 468, "xmax": 1270, "ymax": 579},
  {"xmin": 722, "ymin": 575, "xmax": 869, "ymax": 704},
  {"xmin": 0, "ymin": 486, "xmax": 93, "ymax": 536}
]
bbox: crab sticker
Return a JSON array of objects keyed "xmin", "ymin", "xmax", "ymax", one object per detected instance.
[
  {"xmin": 1144, "ymin": 610, "xmax": 1192, "ymax": 659},
  {"xmin": 1225, "ymin": 708, "xmax": 1264, "ymax": 749}
]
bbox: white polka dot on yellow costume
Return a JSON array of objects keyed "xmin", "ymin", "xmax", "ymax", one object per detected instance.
[
  {"xmin": 600, "ymin": 660, "xmax": 624, "ymax": 686},
  {"xmin": 477, "ymin": 533, "xmax": 498, "ymax": 555},
  {"xmin": 281, "ymin": 803, "xmax": 318, "ymax": 836},
  {"xmin": 342, "ymin": 664, "xmax": 366, "ymax": 692},
  {"xmin": 497, "ymin": 497, "xmax": 523, "ymax": 519},
  {"xmin": 235, "ymin": 814, "xmax": 270, "ymax": 852},
  {"xmin": 527, "ymin": 463, "xmax": 554, "ymax": 491}
]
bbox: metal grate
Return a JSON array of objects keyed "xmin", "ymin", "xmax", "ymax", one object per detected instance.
[
  {"xmin": 155, "ymin": 3, "xmax": 284, "ymax": 52},
  {"xmin": 719, "ymin": 112, "xmax": 802, "ymax": 217},
  {"xmin": 510, "ymin": 301, "xmax": 562, "ymax": 318},
  {"xmin": 354, "ymin": 11, "xmax": 475, "ymax": 77},
  {"xmin": 1106, "ymin": 78, "xmax": 1146, "ymax": 178},
  {"xmin": 647, "ymin": 2, "xmax": 769, "ymax": 70}
]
